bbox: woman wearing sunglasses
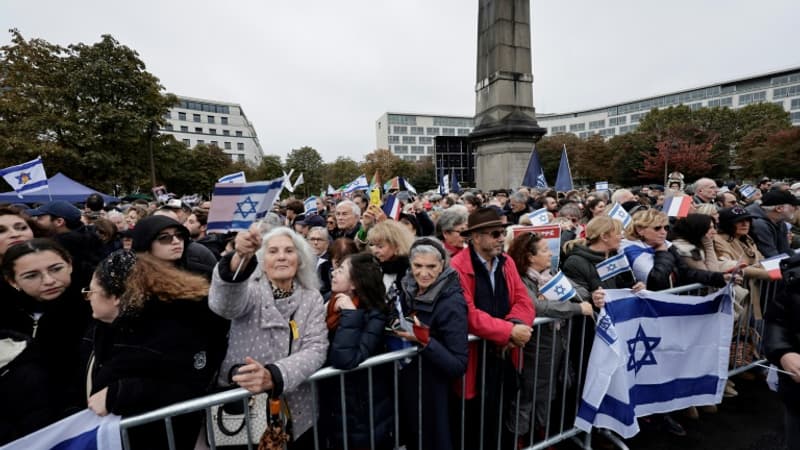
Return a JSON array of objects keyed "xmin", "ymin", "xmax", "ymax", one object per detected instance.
[{"xmin": 621, "ymin": 209, "xmax": 728, "ymax": 292}]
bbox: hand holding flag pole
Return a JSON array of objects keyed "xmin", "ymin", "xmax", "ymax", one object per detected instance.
[{"xmin": 231, "ymin": 222, "xmax": 263, "ymax": 280}]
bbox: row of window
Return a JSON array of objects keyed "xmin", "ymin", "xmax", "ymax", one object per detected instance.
[
  {"xmin": 178, "ymin": 100, "xmax": 231, "ymax": 115},
  {"xmin": 387, "ymin": 114, "xmax": 417, "ymax": 126},
  {"xmin": 588, "ymin": 119, "xmax": 605, "ymax": 130},
  {"xmin": 181, "ymin": 139, "xmax": 246, "ymax": 151},
  {"xmin": 738, "ymin": 91, "xmax": 767, "ymax": 106},
  {"xmin": 792, "ymin": 98, "xmax": 800, "ymax": 110},
  {"xmin": 792, "ymin": 111, "xmax": 800, "ymax": 122},
  {"xmin": 433, "ymin": 117, "xmax": 473, "ymax": 127},
  {"xmin": 165, "ymin": 124, "xmax": 245, "ymax": 137},
  {"xmin": 770, "ymin": 73, "xmax": 800, "ymax": 86},
  {"xmin": 608, "ymin": 116, "xmax": 627, "ymax": 126},
  {"xmin": 774, "ymin": 85, "xmax": 800, "ymax": 99},
  {"xmin": 393, "ymin": 145, "xmax": 434, "ymax": 155},
  {"xmin": 171, "ymin": 112, "xmax": 230, "ymax": 125},
  {"xmin": 707, "ymin": 97, "xmax": 733, "ymax": 108},
  {"xmin": 392, "ymin": 126, "xmax": 472, "ymax": 136}
]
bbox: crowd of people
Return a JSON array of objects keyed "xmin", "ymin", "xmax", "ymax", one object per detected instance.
[{"xmin": 1, "ymin": 176, "xmax": 799, "ymax": 449}]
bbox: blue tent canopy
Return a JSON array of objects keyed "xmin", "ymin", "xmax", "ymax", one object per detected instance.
[{"xmin": 0, "ymin": 172, "xmax": 119, "ymax": 205}]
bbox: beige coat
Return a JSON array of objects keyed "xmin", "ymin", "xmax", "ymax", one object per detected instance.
[{"xmin": 713, "ymin": 233, "xmax": 771, "ymax": 319}]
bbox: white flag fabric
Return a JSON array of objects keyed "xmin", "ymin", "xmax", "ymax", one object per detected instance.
[
  {"xmin": 342, "ymin": 174, "xmax": 368, "ymax": 194},
  {"xmin": 282, "ymin": 169, "xmax": 295, "ymax": 193},
  {"xmin": 539, "ymin": 271, "xmax": 576, "ymax": 302},
  {"xmin": 217, "ymin": 171, "xmax": 246, "ymax": 184},
  {"xmin": 304, "ymin": 196, "xmax": 318, "ymax": 215},
  {"xmin": 0, "ymin": 156, "xmax": 49, "ymax": 198},
  {"xmin": 595, "ymin": 252, "xmax": 631, "ymax": 282},
  {"xmin": 292, "ymin": 173, "xmax": 305, "ymax": 190},
  {"xmin": 527, "ymin": 208, "xmax": 550, "ymax": 226},
  {"xmin": 206, "ymin": 178, "xmax": 284, "ymax": 233},
  {"xmin": 327, "ymin": 184, "xmax": 336, "ymax": 195},
  {"xmin": 620, "ymin": 239, "xmax": 664, "ymax": 283},
  {"xmin": 575, "ymin": 286, "xmax": 734, "ymax": 438},
  {"xmin": 607, "ymin": 203, "xmax": 632, "ymax": 229},
  {"xmin": 2, "ymin": 409, "xmax": 122, "ymax": 450}
]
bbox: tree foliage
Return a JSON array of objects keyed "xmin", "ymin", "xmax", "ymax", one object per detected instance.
[
  {"xmin": 323, "ymin": 156, "xmax": 361, "ymax": 189},
  {"xmin": 285, "ymin": 146, "xmax": 324, "ymax": 198}
]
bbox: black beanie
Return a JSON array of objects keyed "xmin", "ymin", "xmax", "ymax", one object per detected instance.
[{"xmin": 131, "ymin": 215, "xmax": 189, "ymax": 252}]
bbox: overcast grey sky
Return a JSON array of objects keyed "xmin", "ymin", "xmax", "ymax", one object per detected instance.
[{"xmin": 3, "ymin": 0, "xmax": 799, "ymax": 162}]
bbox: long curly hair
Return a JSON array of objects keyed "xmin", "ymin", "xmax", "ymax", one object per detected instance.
[{"xmin": 120, "ymin": 253, "xmax": 208, "ymax": 311}]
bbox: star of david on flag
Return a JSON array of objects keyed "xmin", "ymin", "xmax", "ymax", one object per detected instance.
[
  {"xmin": 0, "ymin": 156, "xmax": 49, "ymax": 198},
  {"xmin": 539, "ymin": 271, "xmax": 576, "ymax": 302},
  {"xmin": 575, "ymin": 285, "xmax": 735, "ymax": 438},
  {"xmin": 207, "ymin": 178, "xmax": 284, "ymax": 233},
  {"xmin": 527, "ymin": 207, "xmax": 550, "ymax": 226},
  {"xmin": 595, "ymin": 252, "xmax": 631, "ymax": 281},
  {"xmin": 607, "ymin": 202, "xmax": 632, "ymax": 229}
]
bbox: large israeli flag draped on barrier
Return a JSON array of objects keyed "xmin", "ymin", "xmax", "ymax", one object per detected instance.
[
  {"xmin": 574, "ymin": 285, "xmax": 734, "ymax": 438},
  {"xmin": 206, "ymin": 178, "xmax": 284, "ymax": 233},
  {"xmin": 2, "ymin": 410, "xmax": 122, "ymax": 450}
]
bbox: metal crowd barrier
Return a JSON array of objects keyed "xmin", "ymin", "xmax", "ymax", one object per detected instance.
[{"xmin": 118, "ymin": 280, "xmax": 779, "ymax": 450}]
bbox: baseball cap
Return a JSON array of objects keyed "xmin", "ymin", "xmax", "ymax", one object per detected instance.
[
  {"xmin": 296, "ymin": 214, "xmax": 326, "ymax": 228},
  {"xmin": 27, "ymin": 200, "xmax": 82, "ymax": 223},
  {"xmin": 761, "ymin": 190, "xmax": 800, "ymax": 207}
]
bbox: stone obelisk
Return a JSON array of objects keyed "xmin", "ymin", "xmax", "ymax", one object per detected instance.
[{"xmin": 470, "ymin": 0, "xmax": 546, "ymax": 191}]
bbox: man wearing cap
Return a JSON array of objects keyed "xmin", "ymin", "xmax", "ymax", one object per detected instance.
[
  {"xmin": 746, "ymin": 190, "xmax": 799, "ymax": 257},
  {"xmin": 27, "ymin": 200, "xmax": 104, "ymax": 286},
  {"xmin": 293, "ymin": 213, "xmax": 326, "ymax": 238},
  {"xmin": 450, "ymin": 207, "xmax": 535, "ymax": 449}
]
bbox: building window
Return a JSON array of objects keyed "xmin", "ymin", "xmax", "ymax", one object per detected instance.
[
  {"xmin": 589, "ymin": 119, "xmax": 605, "ymax": 130},
  {"xmin": 418, "ymin": 136, "xmax": 433, "ymax": 145},
  {"xmin": 433, "ymin": 117, "xmax": 472, "ymax": 127},
  {"xmin": 578, "ymin": 131, "xmax": 591, "ymax": 139},
  {"xmin": 164, "ymin": 123, "xmax": 174, "ymax": 131},
  {"xmin": 410, "ymin": 146, "xmax": 425, "ymax": 154},
  {"xmin": 427, "ymin": 146, "xmax": 434, "ymax": 154},
  {"xmin": 236, "ymin": 131, "xmax": 243, "ymax": 137},
  {"xmin": 211, "ymin": 140, "xmax": 218, "ymax": 146},
  {"xmin": 393, "ymin": 126, "xmax": 408, "ymax": 134},
  {"xmin": 689, "ymin": 102, "xmax": 703, "ymax": 111},
  {"xmin": 791, "ymin": 98, "xmax": 800, "ymax": 110},
  {"xmin": 193, "ymin": 114, "xmax": 201, "ymax": 122},
  {"xmin": 221, "ymin": 117, "xmax": 228, "ymax": 125},
  {"xmin": 598, "ymin": 128, "xmax": 616, "ymax": 137},
  {"xmin": 388, "ymin": 136, "xmax": 400, "ymax": 144},
  {"xmin": 774, "ymin": 85, "xmax": 800, "ymax": 99},
  {"xmin": 197, "ymin": 140, "xmax": 205, "ymax": 145},
  {"xmin": 195, "ymin": 127, "xmax": 202, "ymax": 133},
  {"xmin": 237, "ymin": 142, "xmax": 245, "ymax": 150},
  {"xmin": 209, "ymin": 128, "xmax": 217, "ymax": 135},
  {"xmin": 738, "ymin": 91, "xmax": 766, "ymax": 106},
  {"xmin": 237, "ymin": 154, "xmax": 245, "ymax": 162},
  {"xmin": 569, "ymin": 123, "xmax": 586, "ymax": 132},
  {"xmin": 457, "ymin": 128, "xmax": 470, "ymax": 136},
  {"xmin": 441, "ymin": 127, "xmax": 455, "ymax": 136},
  {"xmin": 394, "ymin": 145, "xmax": 408, "ymax": 154},
  {"xmin": 178, "ymin": 112, "xmax": 186, "ymax": 121},
  {"xmin": 182, "ymin": 139, "xmax": 190, "ymax": 147},
  {"xmin": 551, "ymin": 125, "xmax": 567, "ymax": 134},
  {"xmin": 791, "ymin": 111, "xmax": 800, "ymax": 123},
  {"xmin": 402, "ymin": 136, "xmax": 416, "ymax": 144},
  {"xmin": 208, "ymin": 116, "xmax": 215, "ymax": 124},
  {"xmin": 630, "ymin": 113, "xmax": 645, "ymax": 123},
  {"xmin": 388, "ymin": 115, "xmax": 417, "ymax": 125},
  {"xmin": 426, "ymin": 127, "xmax": 440, "ymax": 135},
  {"xmin": 619, "ymin": 124, "xmax": 638, "ymax": 134},
  {"xmin": 402, "ymin": 155, "xmax": 416, "ymax": 161},
  {"xmin": 608, "ymin": 116, "xmax": 627, "ymax": 126},
  {"xmin": 223, "ymin": 129, "xmax": 230, "ymax": 136},
  {"xmin": 180, "ymin": 125, "xmax": 189, "ymax": 132},
  {"xmin": 410, "ymin": 126, "xmax": 424, "ymax": 135},
  {"xmin": 224, "ymin": 142, "xmax": 232, "ymax": 149}
]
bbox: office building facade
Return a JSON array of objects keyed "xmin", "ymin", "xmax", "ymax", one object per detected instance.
[
  {"xmin": 375, "ymin": 112, "xmax": 474, "ymax": 162},
  {"xmin": 535, "ymin": 66, "xmax": 800, "ymax": 138},
  {"xmin": 160, "ymin": 95, "xmax": 264, "ymax": 164}
]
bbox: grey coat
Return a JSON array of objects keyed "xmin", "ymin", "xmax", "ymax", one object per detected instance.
[{"xmin": 209, "ymin": 261, "xmax": 329, "ymax": 440}]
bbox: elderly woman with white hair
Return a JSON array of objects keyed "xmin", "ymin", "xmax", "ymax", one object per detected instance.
[{"xmin": 209, "ymin": 226, "xmax": 328, "ymax": 447}]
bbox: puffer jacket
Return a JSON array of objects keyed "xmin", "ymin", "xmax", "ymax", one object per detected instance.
[{"xmin": 209, "ymin": 253, "xmax": 328, "ymax": 441}]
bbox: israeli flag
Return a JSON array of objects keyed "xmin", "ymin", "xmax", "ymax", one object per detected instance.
[
  {"xmin": 528, "ymin": 207, "xmax": 550, "ymax": 226},
  {"xmin": 620, "ymin": 239, "xmax": 658, "ymax": 283},
  {"xmin": 607, "ymin": 202, "xmax": 632, "ymax": 229},
  {"xmin": 739, "ymin": 184, "xmax": 757, "ymax": 199},
  {"xmin": 206, "ymin": 178, "xmax": 284, "ymax": 233},
  {"xmin": 539, "ymin": 271, "xmax": 576, "ymax": 302},
  {"xmin": 342, "ymin": 174, "xmax": 369, "ymax": 194},
  {"xmin": 0, "ymin": 156, "xmax": 49, "ymax": 198},
  {"xmin": 596, "ymin": 181, "xmax": 609, "ymax": 191},
  {"xmin": 218, "ymin": 171, "xmax": 246, "ymax": 184},
  {"xmin": 304, "ymin": 196, "xmax": 318, "ymax": 215},
  {"xmin": 596, "ymin": 252, "xmax": 631, "ymax": 282},
  {"xmin": 2, "ymin": 409, "xmax": 122, "ymax": 450},
  {"xmin": 575, "ymin": 285, "xmax": 734, "ymax": 438}
]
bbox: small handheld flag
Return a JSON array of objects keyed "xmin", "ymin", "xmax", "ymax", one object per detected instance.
[
  {"xmin": 0, "ymin": 156, "xmax": 49, "ymax": 198},
  {"xmin": 206, "ymin": 178, "xmax": 284, "ymax": 233},
  {"xmin": 607, "ymin": 203, "xmax": 632, "ymax": 229},
  {"xmin": 761, "ymin": 253, "xmax": 789, "ymax": 280},
  {"xmin": 342, "ymin": 174, "xmax": 369, "ymax": 194},
  {"xmin": 218, "ymin": 171, "xmax": 247, "ymax": 184},
  {"xmin": 540, "ymin": 271, "xmax": 576, "ymax": 302},
  {"xmin": 739, "ymin": 184, "xmax": 757, "ymax": 199},
  {"xmin": 304, "ymin": 196, "xmax": 318, "ymax": 215},
  {"xmin": 382, "ymin": 194, "xmax": 401, "ymax": 221},
  {"xmin": 528, "ymin": 208, "xmax": 550, "ymax": 226},
  {"xmin": 596, "ymin": 181, "xmax": 609, "ymax": 191},
  {"xmin": 662, "ymin": 195, "xmax": 692, "ymax": 218},
  {"xmin": 595, "ymin": 253, "xmax": 632, "ymax": 281}
]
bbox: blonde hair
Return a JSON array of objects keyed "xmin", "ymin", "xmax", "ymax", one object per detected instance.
[
  {"xmin": 367, "ymin": 220, "xmax": 415, "ymax": 256},
  {"xmin": 564, "ymin": 215, "xmax": 622, "ymax": 252},
  {"xmin": 694, "ymin": 203, "xmax": 717, "ymax": 217},
  {"xmin": 625, "ymin": 209, "xmax": 668, "ymax": 240},
  {"xmin": 121, "ymin": 253, "xmax": 208, "ymax": 311}
]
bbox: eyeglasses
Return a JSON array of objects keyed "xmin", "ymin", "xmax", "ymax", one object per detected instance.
[
  {"xmin": 81, "ymin": 287, "xmax": 95, "ymax": 299},
  {"xmin": 480, "ymin": 229, "xmax": 505, "ymax": 239},
  {"xmin": 155, "ymin": 231, "xmax": 186, "ymax": 244},
  {"xmin": 651, "ymin": 225, "xmax": 669, "ymax": 231}
]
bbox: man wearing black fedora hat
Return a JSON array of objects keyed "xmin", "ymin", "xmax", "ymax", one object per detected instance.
[{"xmin": 450, "ymin": 207, "xmax": 536, "ymax": 449}]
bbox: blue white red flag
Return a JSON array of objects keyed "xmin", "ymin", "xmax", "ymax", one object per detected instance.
[
  {"xmin": 596, "ymin": 252, "xmax": 631, "ymax": 281},
  {"xmin": 382, "ymin": 194, "xmax": 401, "ymax": 221},
  {"xmin": 206, "ymin": 178, "xmax": 284, "ymax": 233},
  {"xmin": 2, "ymin": 410, "xmax": 122, "ymax": 450},
  {"xmin": 539, "ymin": 271, "xmax": 576, "ymax": 302},
  {"xmin": 218, "ymin": 171, "xmax": 246, "ymax": 184},
  {"xmin": 0, "ymin": 156, "xmax": 48, "ymax": 198},
  {"xmin": 761, "ymin": 253, "xmax": 789, "ymax": 280},
  {"xmin": 575, "ymin": 285, "xmax": 734, "ymax": 438},
  {"xmin": 607, "ymin": 203, "xmax": 632, "ymax": 229},
  {"xmin": 662, "ymin": 195, "xmax": 692, "ymax": 217}
]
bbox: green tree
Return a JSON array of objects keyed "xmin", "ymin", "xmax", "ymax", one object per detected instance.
[
  {"xmin": 245, "ymin": 154, "xmax": 284, "ymax": 182},
  {"xmin": 361, "ymin": 148, "xmax": 405, "ymax": 182},
  {"xmin": 407, "ymin": 158, "xmax": 437, "ymax": 193},
  {"xmin": 736, "ymin": 126, "xmax": 800, "ymax": 179},
  {"xmin": 323, "ymin": 156, "xmax": 361, "ymax": 190},
  {"xmin": 285, "ymin": 146, "xmax": 324, "ymax": 198}
]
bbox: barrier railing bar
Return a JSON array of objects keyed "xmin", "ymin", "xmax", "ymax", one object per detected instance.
[{"xmin": 164, "ymin": 416, "xmax": 176, "ymax": 450}]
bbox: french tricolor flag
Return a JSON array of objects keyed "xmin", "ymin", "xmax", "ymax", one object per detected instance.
[
  {"xmin": 662, "ymin": 195, "xmax": 693, "ymax": 217},
  {"xmin": 761, "ymin": 253, "xmax": 789, "ymax": 280},
  {"xmin": 382, "ymin": 194, "xmax": 401, "ymax": 221}
]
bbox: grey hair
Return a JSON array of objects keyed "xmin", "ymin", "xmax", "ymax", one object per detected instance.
[
  {"xmin": 510, "ymin": 191, "xmax": 528, "ymax": 204},
  {"xmin": 308, "ymin": 226, "xmax": 329, "ymax": 241},
  {"xmin": 558, "ymin": 203, "xmax": 582, "ymax": 218},
  {"xmin": 436, "ymin": 207, "xmax": 468, "ymax": 239},
  {"xmin": 258, "ymin": 227, "xmax": 320, "ymax": 290},
  {"xmin": 409, "ymin": 236, "xmax": 449, "ymax": 266},
  {"xmin": 337, "ymin": 200, "xmax": 361, "ymax": 217}
]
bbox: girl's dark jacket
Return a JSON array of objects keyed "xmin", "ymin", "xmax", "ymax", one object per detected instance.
[{"xmin": 81, "ymin": 296, "xmax": 226, "ymax": 450}]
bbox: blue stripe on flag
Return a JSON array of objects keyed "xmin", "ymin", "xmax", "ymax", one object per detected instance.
[
  {"xmin": 631, "ymin": 375, "xmax": 719, "ymax": 405},
  {"xmin": 214, "ymin": 182, "xmax": 283, "ymax": 195},
  {"xmin": 51, "ymin": 426, "xmax": 99, "ymax": 450},
  {"xmin": 578, "ymin": 396, "xmax": 635, "ymax": 427},
  {"xmin": 17, "ymin": 179, "xmax": 49, "ymax": 192},
  {"xmin": 606, "ymin": 293, "xmax": 725, "ymax": 323},
  {"xmin": 0, "ymin": 156, "xmax": 43, "ymax": 175}
]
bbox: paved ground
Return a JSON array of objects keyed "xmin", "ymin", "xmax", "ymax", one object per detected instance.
[{"xmin": 561, "ymin": 373, "xmax": 787, "ymax": 450}]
